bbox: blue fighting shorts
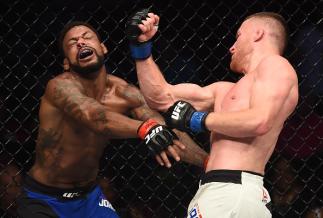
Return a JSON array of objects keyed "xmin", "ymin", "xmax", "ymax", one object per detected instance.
[{"xmin": 17, "ymin": 175, "xmax": 119, "ymax": 218}]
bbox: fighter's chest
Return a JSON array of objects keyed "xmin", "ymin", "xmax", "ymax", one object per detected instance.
[
  {"xmin": 219, "ymin": 76, "xmax": 253, "ymax": 112},
  {"xmin": 99, "ymin": 87, "xmax": 138, "ymax": 114}
]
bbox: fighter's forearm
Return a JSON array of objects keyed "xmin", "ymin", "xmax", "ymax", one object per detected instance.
[
  {"xmin": 130, "ymin": 103, "xmax": 166, "ymax": 125},
  {"xmin": 205, "ymin": 109, "xmax": 270, "ymax": 137},
  {"xmin": 50, "ymin": 82, "xmax": 143, "ymax": 139},
  {"xmin": 90, "ymin": 109, "xmax": 142, "ymax": 139},
  {"xmin": 136, "ymin": 58, "xmax": 174, "ymax": 110},
  {"xmin": 172, "ymin": 129, "xmax": 208, "ymax": 168}
]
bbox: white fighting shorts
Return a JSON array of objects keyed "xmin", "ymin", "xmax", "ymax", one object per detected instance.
[{"xmin": 187, "ymin": 170, "xmax": 272, "ymax": 218}]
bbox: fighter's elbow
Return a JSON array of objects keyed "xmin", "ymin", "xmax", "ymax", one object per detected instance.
[
  {"xmin": 85, "ymin": 110, "xmax": 111, "ymax": 135},
  {"xmin": 145, "ymin": 96, "xmax": 162, "ymax": 110},
  {"xmin": 254, "ymin": 118, "xmax": 272, "ymax": 136},
  {"xmin": 144, "ymin": 93, "xmax": 174, "ymax": 112}
]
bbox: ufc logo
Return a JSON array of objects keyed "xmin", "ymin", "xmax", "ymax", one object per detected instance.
[
  {"xmin": 145, "ymin": 126, "xmax": 163, "ymax": 143},
  {"xmin": 62, "ymin": 192, "xmax": 80, "ymax": 198},
  {"xmin": 171, "ymin": 102, "xmax": 186, "ymax": 120}
]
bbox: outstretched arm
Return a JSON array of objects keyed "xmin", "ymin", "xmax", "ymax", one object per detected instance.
[
  {"xmin": 136, "ymin": 57, "xmax": 218, "ymax": 112},
  {"xmin": 45, "ymin": 77, "xmax": 142, "ymax": 139},
  {"xmin": 126, "ymin": 11, "xmax": 218, "ymax": 112},
  {"xmin": 166, "ymin": 56, "xmax": 298, "ymax": 137}
]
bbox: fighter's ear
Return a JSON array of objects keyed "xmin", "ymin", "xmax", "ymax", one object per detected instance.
[
  {"xmin": 254, "ymin": 28, "xmax": 264, "ymax": 42},
  {"xmin": 63, "ymin": 58, "xmax": 70, "ymax": 72},
  {"xmin": 101, "ymin": 43, "xmax": 108, "ymax": 54}
]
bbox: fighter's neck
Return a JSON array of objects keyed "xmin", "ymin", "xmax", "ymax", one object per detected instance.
[
  {"xmin": 242, "ymin": 49, "xmax": 278, "ymax": 74},
  {"xmin": 76, "ymin": 68, "xmax": 108, "ymax": 100}
]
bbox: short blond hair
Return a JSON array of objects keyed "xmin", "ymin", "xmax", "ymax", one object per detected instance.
[{"xmin": 245, "ymin": 12, "xmax": 288, "ymax": 54}]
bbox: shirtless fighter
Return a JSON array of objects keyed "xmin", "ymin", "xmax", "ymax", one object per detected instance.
[
  {"xmin": 16, "ymin": 21, "xmax": 207, "ymax": 218},
  {"xmin": 126, "ymin": 10, "xmax": 299, "ymax": 217}
]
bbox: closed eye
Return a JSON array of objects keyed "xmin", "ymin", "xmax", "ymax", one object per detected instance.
[
  {"xmin": 68, "ymin": 40, "xmax": 77, "ymax": 46},
  {"xmin": 83, "ymin": 32, "xmax": 93, "ymax": 40},
  {"xmin": 236, "ymin": 32, "xmax": 241, "ymax": 39}
]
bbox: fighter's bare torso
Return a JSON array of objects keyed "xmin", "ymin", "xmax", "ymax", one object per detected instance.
[
  {"xmin": 207, "ymin": 67, "xmax": 298, "ymax": 174},
  {"xmin": 30, "ymin": 73, "xmax": 142, "ymax": 188}
]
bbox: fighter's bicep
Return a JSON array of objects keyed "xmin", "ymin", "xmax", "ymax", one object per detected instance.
[{"xmin": 170, "ymin": 83, "xmax": 215, "ymax": 111}]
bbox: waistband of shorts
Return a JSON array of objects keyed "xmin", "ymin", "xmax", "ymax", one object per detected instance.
[
  {"xmin": 23, "ymin": 174, "xmax": 97, "ymax": 200},
  {"xmin": 200, "ymin": 169, "xmax": 264, "ymax": 186}
]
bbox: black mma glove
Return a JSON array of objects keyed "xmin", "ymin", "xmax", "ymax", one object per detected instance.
[
  {"xmin": 165, "ymin": 101, "xmax": 209, "ymax": 133},
  {"xmin": 137, "ymin": 119, "xmax": 178, "ymax": 155},
  {"xmin": 125, "ymin": 8, "xmax": 153, "ymax": 60}
]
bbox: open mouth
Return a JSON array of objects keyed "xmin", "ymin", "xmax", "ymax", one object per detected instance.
[{"xmin": 78, "ymin": 48, "xmax": 94, "ymax": 60}]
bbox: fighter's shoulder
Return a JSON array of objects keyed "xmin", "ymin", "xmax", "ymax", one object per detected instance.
[
  {"xmin": 44, "ymin": 73, "xmax": 83, "ymax": 98},
  {"xmin": 107, "ymin": 74, "xmax": 140, "ymax": 93},
  {"xmin": 259, "ymin": 54, "xmax": 286, "ymax": 64},
  {"xmin": 258, "ymin": 55, "xmax": 297, "ymax": 78},
  {"xmin": 259, "ymin": 55, "xmax": 293, "ymax": 69},
  {"xmin": 50, "ymin": 72, "xmax": 82, "ymax": 85}
]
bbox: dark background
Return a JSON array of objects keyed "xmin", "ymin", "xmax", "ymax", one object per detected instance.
[{"xmin": 0, "ymin": 0, "xmax": 322, "ymax": 217}]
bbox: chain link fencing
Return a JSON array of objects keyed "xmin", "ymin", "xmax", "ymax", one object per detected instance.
[{"xmin": 0, "ymin": 0, "xmax": 322, "ymax": 217}]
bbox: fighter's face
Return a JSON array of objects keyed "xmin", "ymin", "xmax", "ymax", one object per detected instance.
[
  {"xmin": 62, "ymin": 26, "xmax": 107, "ymax": 75},
  {"xmin": 229, "ymin": 20, "xmax": 254, "ymax": 73}
]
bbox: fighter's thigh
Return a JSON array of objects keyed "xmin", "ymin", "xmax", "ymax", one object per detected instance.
[
  {"xmin": 232, "ymin": 186, "xmax": 272, "ymax": 218},
  {"xmin": 234, "ymin": 200, "xmax": 271, "ymax": 218},
  {"xmin": 187, "ymin": 183, "xmax": 240, "ymax": 218}
]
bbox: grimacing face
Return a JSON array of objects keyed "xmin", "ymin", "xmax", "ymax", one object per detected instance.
[{"xmin": 62, "ymin": 25, "xmax": 107, "ymax": 75}]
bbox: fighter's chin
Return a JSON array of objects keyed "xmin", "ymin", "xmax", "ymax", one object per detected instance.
[
  {"xmin": 230, "ymin": 62, "xmax": 238, "ymax": 73},
  {"xmin": 78, "ymin": 55, "xmax": 97, "ymax": 65},
  {"xmin": 70, "ymin": 62, "xmax": 103, "ymax": 76},
  {"xmin": 78, "ymin": 60, "xmax": 96, "ymax": 68},
  {"xmin": 69, "ymin": 53, "xmax": 104, "ymax": 76}
]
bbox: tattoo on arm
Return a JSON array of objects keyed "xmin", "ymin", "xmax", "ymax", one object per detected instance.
[
  {"xmin": 37, "ymin": 128, "xmax": 61, "ymax": 147},
  {"xmin": 130, "ymin": 106, "xmax": 156, "ymax": 121},
  {"xmin": 123, "ymin": 84, "xmax": 164, "ymax": 122},
  {"xmin": 123, "ymin": 84, "xmax": 146, "ymax": 104},
  {"xmin": 52, "ymin": 79, "xmax": 107, "ymax": 122},
  {"xmin": 53, "ymin": 82, "xmax": 112, "ymax": 134},
  {"xmin": 92, "ymin": 108, "xmax": 111, "ymax": 136},
  {"xmin": 49, "ymin": 80, "xmax": 142, "ymax": 137},
  {"xmin": 53, "ymin": 82, "xmax": 88, "ymax": 122}
]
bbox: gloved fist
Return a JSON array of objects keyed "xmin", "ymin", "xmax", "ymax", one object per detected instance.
[
  {"xmin": 165, "ymin": 101, "xmax": 209, "ymax": 133},
  {"xmin": 125, "ymin": 9, "xmax": 158, "ymax": 60},
  {"xmin": 137, "ymin": 119, "xmax": 178, "ymax": 155},
  {"xmin": 125, "ymin": 8, "xmax": 150, "ymax": 43}
]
